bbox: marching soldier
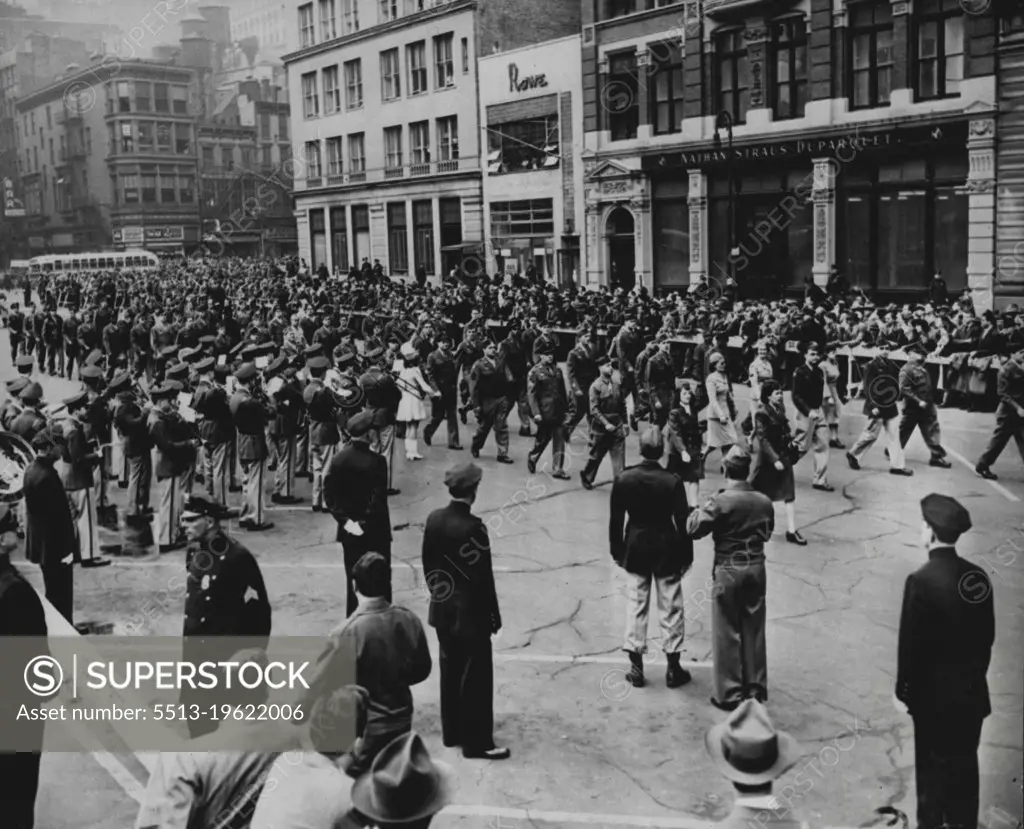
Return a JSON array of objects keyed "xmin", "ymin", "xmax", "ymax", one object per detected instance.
[
  {"xmin": 423, "ymin": 332, "xmax": 462, "ymax": 450},
  {"xmin": 566, "ymin": 328, "xmax": 599, "ymax": 438},
  {"xmin": 7, "ymin": 301, "xmax": 24, "ymax": 357},
  {"xmin": 112, "ymin": 372, "xmax": 153, "ymax": 519},
  {"xmin": 63, "ymin": 310, "xmax": 80, "ymax": 380},
  {"xmin": 180, "ymin": 495, "xmax": 272, "ymax": 738},
  {"xmin": 61, "ymin": 390, "xmax": 109, "ymax": 567},
  {"xmin": 455, "ymin": 327, "xmax": 486, "ymax": 425},
  {"xmin": 359, "ymin": 359, "xmax": 402, "ymax": 497},
  {"xmin": 898, "ymin": 341, "xmax": 952, "ymax": 469},
  {"xmin": 531, "ymin": 323, "xmax": 559, "ymax": 365},
  {"xmin": 304, "ymin": 356, "xmax": 340, "ymax": 513},
  {"xmin": 268, "ymin": 356, "xmax": 305, "ymax": 505},
  {"xmin": 469, "ymin": 340, "xmax": 514, "ymax": 464},
  {"xmin": 645, "ymin": 336, "xmax": 676, "ymax": 429},
  {"xmin": 633, "ymin": 340, "xmax": 659, "ymax": 427},
  {"xmin": 976, "ymin": 344, "xmax": 1024, "ymax": 480},
  {"xmin": 149, "ymin": 381, "xmax": 199, "ymax": 552},
  {"xmin": 192, "ymin": 357, "xmax": 235, "ymax": 507},
  {"xmin": 499, "ymin": 321, "xmax": 533, "ymax": 437},
  {"xmin": 526, "ymin": 340, "xmax": 573, "ymax": 479},
  {"xmin": 31, "ymin": 305, "xmax": 45, "ymax": 369},
  {"xmin": 580, "ymin": 356, "xmax": 627, "ymax": 490},
  {"xmin": 230, "ymin": 363, "xmax": 275, "ymax": 531},
  {"xmin": 81, "ymin": 366, "xmax": 117, "ymax": 528},
  {"xmin": 42, "ymin": 306, "xmax": 62, "ymax": 376}
]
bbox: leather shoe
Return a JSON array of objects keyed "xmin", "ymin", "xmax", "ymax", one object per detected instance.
[
  {"xmin": 929, "ymin": 458, "xmax": 952, "ymax": 468},
  {"xmin": 829, "ymin": 439, "xmax": 846, "ymax": 449},
  {"xmin": 246, "ymin": 522, "xmax": 275, "ymax": 531},
  {"xmin": 459, "ymin": 407, "xmax": 468, "ymax": 425},
  {"xmin": 580, "ymin": 472, "xmax": 594, "ymax": 491},
  {"xmin": 786, "ymin": 530, "xmax": 807, "ymax": 546},
  {"xmin": 496, "ymin": 455, "xmax": 513, "ymax": 464},
  {"xmin": 387, "ymin": 488, "xmax": 401, "ymax": 496},
  {"xmin": 812, "ymin": 483, "xmax": 835, "ymax": 492},
  {"xmin": 710, "ymin": 697, "xmax": 740, "ymax": 712},
  {"xmin": 666, "ymin": 666, "xmax": 692, "ymax": 688},
  {"xmin": 312, "ymin": 505, "xmax": 322, "ymax": 512},
  {"xmin": 463, "ymin": 746, "xmax": 510, "ymax": 760},
  {"xmin": 423, "ymin": 432, "xmax": 432, "ymax": 447},
  {"xmin": 976, "ymin": 466, "xmax": 997, "ymax": 480},
  {"xmin": 471, "ymin": 448, "xmax": 480, "ymax": 458},
  {"xmin": 846, "ymin": 452, "xmax": 860, "ymax": 470},
  {"xmin": 518, "ymin": 427, "xmax": 532, "ymax": 437},
  {"xmin": 450, "ymin": 444, "xmax": 464, "ymax": 451},
  {"xmin": 527, "ymin": 456, "xmax": 537, "ymax": 474},
  {"xmin": 889, "ymin": 468, "xmax": 914, "ymax": 476},
  {"xmin": 551, "ymin": 470, "xmax": 570, "ymax": 480}
]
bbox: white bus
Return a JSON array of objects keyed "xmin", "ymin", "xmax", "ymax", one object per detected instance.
[{"xmin": 28, "ymin": 249, "xmax": 160, "ymax": 274}]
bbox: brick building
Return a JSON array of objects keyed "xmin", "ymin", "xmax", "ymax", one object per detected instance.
[
  {"xmin": 285, "ymin": 0, "xmax": 581, "ymax": 280},
  {"xmin": 479, "ymin": 34, "xmax": 585, "ymax": 286},
  {"xmin": 582, "ymin": 0, "xmax": 1003, "ymax": 309}
]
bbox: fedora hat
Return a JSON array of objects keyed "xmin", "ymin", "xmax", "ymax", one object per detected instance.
[
  {"xmin": 350, "ymin": 732, "xmax": 453, "ymax": 823},
  {"xmin": 704, "ymin": 700, "xmax": 801, "ymax": 785}
]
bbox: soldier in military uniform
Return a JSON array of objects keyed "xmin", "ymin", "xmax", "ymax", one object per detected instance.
[
  {"xmin": 43, "ymin": 306, "xmax": 63, "ymax": 377},
  {"xmin": 645, "ymin": 336, "xmax": 676, "ymax": 429},
  {"xmin": 609, "ymin": 319, "xmax": 643, "ymax": 428},
  {"xmin": 10, "ymin": 383, "xmax": 47, "ymax": 444},
  {"xmin": 469, "ymin": 340, "xmax": 514, "ymax": 464},
  {"xmin": 192, "ymin": 358, "xmax": 235, "ymax": 508},
  {"xmin": 112, "ymin": 373, "xmax": 153, "ymax": 519},
  {"xmin": 179, "ymin": 495, "xmax": 272, "ymax": 738},
  {"xmin": 63, "ymin": 310, "xmax": 80, "ymax": 380},
  {"xmin": 61, "ymin": 390, "xmax": 109, "ymax": 567},
  {"xmin": 531, "ymin": 323, "xmax": 559, "ymax": 365},
  {"xmin": 148, "ymin": 381, "xmax": 199, "ymax": 552},
  {"xmin": 632, "ymin": 340, "xmax": 659, "ymax": 427},
  {"xmin": 304, "ymin": 356, "xmax": 340, "ymax": 512},
  {"xmin": 7, "ymin": 302, "xmax": 24, "ymax": 357},
  {"xmin": 455, "ymin": 327, "xmax": 486, "ymax": 425},
  {"xmin": 499, "ymin": 321, "xmax": 533, "ymax": 437},
  {"xmin": 566, "ymin": 328, "xmax": 599, "ymax": 439},
  {"xmin": 580, "ymin": 356, "xmax": 628, "ymax": 490},
  {"xmin": 526, "ymin": 340, "xmax": 573, "ymax": 479},
  {"xmin": 230, "ymin": 362, "xmax": 275, "ymax": 531},
  {"xmin": 80, "ymin": 366, "xmax": 115, "ymax": 520},
  {"xmin": 423, "ymin": 333, "xmax": 462, "ymax": 450},
  {"xmin": 1, "ymin": 377, "xmax": 29, "ymax": 431},
  {"xmin": 268, "ymin": 355, "xmax": 305, "ymax": 505},
  {"xmin": 360, "ymin": 359, "xmax": 402, "ymax": 496},
  {"xmin": 898, "ymin": 342, "xmax": 952, "ymax": 469}
]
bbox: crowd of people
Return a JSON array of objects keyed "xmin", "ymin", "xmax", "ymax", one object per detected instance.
[{"xmin": 0, "ymin": 254, "xmax": 1018, "ymax": 829}]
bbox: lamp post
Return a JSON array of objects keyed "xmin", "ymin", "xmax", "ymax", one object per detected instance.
[{"xmin": 712, "ymin": 110, "xmax": 735, "ymax": 284}]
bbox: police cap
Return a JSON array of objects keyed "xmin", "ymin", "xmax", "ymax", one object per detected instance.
[
  {"xmin": 15, "ymin": 355, "xmax": 33, "ymax": 372},
  {"xmin": 179, "ymin": 347, "xmax": 202, "ymax": 364},
  {"xmin": 921, "ymin": 493, "xmax": 972, "ymax": 543},
  {"xmin": 84, "ymin": 349, "xmax": 105, "ymax": 367},
  {"xmin": 18, "ymin": 382, "xmax": 43, "ymax": 403},
  {"xmin": 80, "ymin": 365, "xmax": 104, "ymax": 383},
  {"xmin": 266, "ymin": 355, "xmax": 288, "ymax": 377},
  {"xmin": 443, "ymin": 462, "xmax": 482, "ymax": 493},
  {"xmin": 6, "ymin": 376, "xmax": 29, "ymax": 394},
  {"xmin": 194, "ymin": 356, "xmax": 216, "ymax": 373},
  {"xmin": 234, "ymin": 362, "xmax": 259, "ymax": 382},
  {"xmin": 346, "ymin": 410, "xmax": 376, "ymax": 438},
  {"xmin": 108, "ymin": 372, "xmax": 132, "ymax": 394},
  {"xmin": 181, "ymin": 495, "xmax": 231, "ymax": 521},
  {"xmin": 63, "ymin": 390, "xmax": 89, "ymax": 410},
  {"xmin": 160, "ymin": 344, "xmax": 179, "ymax": 359}
]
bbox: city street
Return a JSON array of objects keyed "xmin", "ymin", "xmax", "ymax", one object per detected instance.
[{"xmin": 7, "ymin": 339, "xmax": 1022, "ymax": 829}]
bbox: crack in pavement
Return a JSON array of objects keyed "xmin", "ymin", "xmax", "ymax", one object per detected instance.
[
  {"xmin": 503, "ymin": 599, "xmax": 585, "ymax": 651},
  {"xmin": 599, "ymin": 754, "xmax": 685, "ymax": 813}
]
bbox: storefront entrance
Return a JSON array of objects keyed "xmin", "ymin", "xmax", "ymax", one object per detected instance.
[
  {"xmin": 734, "ymin": 193, "xmax": 812, "ymax": 299},
  {"xmin": 606, "ymin": 207, "xmax": 636, "ymax": 291}
]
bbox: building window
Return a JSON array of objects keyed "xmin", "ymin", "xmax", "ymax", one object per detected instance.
[
  {"xmin": 342, "ymin": 0, "xmax": 359, "ymax": 33},
  {"xmin": 773, "ymin": 17, "xmax": 808, "ymax": 120},
  {"xmin": 379, "ymin": 0, "xmax": 397, "ymax": 22},
  {"xmin": 410, "ymin": 120, "xmax": 430, "ymax": 165},
  {"xmin": 319, "ymin": 0, "xmax": 336, "ymax": 40},
  {"xmin": 172, "ymin": 86, "xmax": 188, "ymax": 114},
  {"xmin": 348, "ymin": 133, "xmax": 365, "ymax": 172},
  {"xmin": 299, "ymin": 3, "xmax": 315, "ymax": 47},
  {"xmin": 160, "ymin": 172, "xmax": 176, "ymax": 203},
  {"xmin": 157, "ymin": 123, "xmax": 172, "ymax": 152},
  {"xmin": 221, "ymin": 146, "xmax": 234, "ymax": 169},
  {"xmin": 326, "ymin": 136, "xmax": 343, "ymax": 175},
  {"xmin": 175, "ymin": 124, "xmax": 191, "ymax": 154},
  {"xmin": 381, "ymin": 48, "xmax": 401, "ymax": 100},
  {"xmin": 461, "ymin": 37, "xmax": 469, "ymax": 73},
  {"xmin": 606, "ymin": 0, "xmax": 635, "ymax": 19},
  {"xmin": 331, "ymin": 207, "xmax": 349, "ymax": 271},
  {"xmin": 120, "ymin": 122, "xmax": 133, "ymax": 153},
  {"xmin": 490, "ymin": 199, "xmax": 554, "ymax": 237},
  {"xmin": 345, "ymin": 59, "xmax": 363, "ymax": 108},
  {"xmin": 850, "ymin": 0, "xmax": 894, "ymax": 109},
  {"xmin": 384, "ymin": 126, "xmax": 403, "ymax": 169},
  {"xmin": 352, "ymin": 204, "xmax": 369, "ymax": 263},
  {"xmin": 434, "ymin": 33, "xmax": 454, "ymax": 88},
  {"xmin": 262, "ymin": 145, "xmax": 272, "ymax": 166},
  {"xmin": 323, "ymin": 65, "xmax": 341, "ymax": 113},
  {"xmin": 407, "ymin": 42, "xmax": 427, "ymax": 94},
  {"xmin": 154, "ymin": 83, "xmax": 169, "ymax": 113},
  {"xmin": 487, "ymin": 114, "xmax": 558, "ymax": 174},
  {"xmin": 387, "ymin": 202, "xmax": 408, "ymax": 273},
  {"xmin": 141, "ymin": 173, "xmax": 157, "ymax": 203},
  {"xmin": 302, "ymin": 72, "xmax": 320, "ymax": 118},
  {"xmin": 117, "ymin": 82, "xmax": 131, "ymax": 112},
  {"xmin": 135, "ymin": 81, "xmax": 151, "ymax": 111},
  {"xmin": 180, "ymin": 174, "xmax": 195, "ymax": 203},
  {"xmin": 305, "ymin": 140, "xmax": 322, "ymax": 178},
  {"xmin": 413, "ymin": 200, "xmax": 434, "ymax": 275},
  {"xmin": 437, "ymin": 116, "xmax": 458, "ymax": 162},
  {"xmin": 135, "ymin": 121, "xmax": 152, "ymax": 152},
  {"xmin": 122, "ymin": 173, "xmax": 139, "ymax": 203},
  {"xmin": 260, "ymin": 111, "xmax": 271, "ymax": 138},
  {"xmin": 715, "ymin": 29, "xmax": 749, "ymax": 124},
  {"xmin": 202, "ymin": 146, "xmax": 214, "ymax": 166},
  {"xmin": 916, "ymin": 0, "xmax": 964, "ymax": 99},
  {"xmin": 310, "ymin": 208, "xmax": 326, "ymax": 269},
  {"xmin": 606, "ymin": 52, "xmax": 639, "ymax": 140},
  {"xmin": 649, "ymin": 43, "xmax": 683, "ymax": 135}
]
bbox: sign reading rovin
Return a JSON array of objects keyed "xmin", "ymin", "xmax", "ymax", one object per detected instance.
[{"xmin": 509, "ymin": 63, "xmax": 548, "ymax": 93}]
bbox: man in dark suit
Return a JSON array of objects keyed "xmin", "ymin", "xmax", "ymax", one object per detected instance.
[
  {"xmin": 324, "ymin": 410, "xmax": 392, "ymax": 618},
  {"xmin": 847, "ymin": 343, "xmax": 914, "ymax": 476},
  {"xmin": 421, "ymin": 462, "xmax": 509, "ymax": 761},
  {"xmin": 23, "ymin": 426, "xmax": 78, "ymax": 624},
  {"xmin": 609, "ymin": 427, "xmax": 693, "ymax": 689},
  {"xmin": 896, "ymin": 494, "xmax": 994, "ymax": 829},
  {"xmin": 0, "ymin": 500, "xmax": 55, "ymax": 829}
]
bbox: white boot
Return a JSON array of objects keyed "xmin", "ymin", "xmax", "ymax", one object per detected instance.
[
  {"xmin": 409, "ymin": 437, "xmax": 422, "ymax": 460},
  {"xmin": 405, "ymin": 437, "xmax": 415, "ymax": 460}
]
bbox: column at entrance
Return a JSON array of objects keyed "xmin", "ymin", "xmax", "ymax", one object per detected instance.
[
  {"xmin": 967, "ymin": 117, "xmax": 996, "ymax": 313},
  {"xmin": 687, "ymin": 169, "xmax": 708, "ymax": 285},
  {"xmin": 811, "ymin": 157, "xmax": 836, "ymax": 287},
  {"xmin": 631, "ymin": 195, "xmax": 651, "ymax": 292}
]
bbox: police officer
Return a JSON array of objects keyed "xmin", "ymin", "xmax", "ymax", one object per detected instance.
[
  {"xmin": 192, "ymin": 357, "xmax": 234, "ymax": 508},
  {"xmin": 469, "ymin": 340, "xmax": 513, "ymax": 464},
  {"xmin": 304, "ymin": 355, "xmax": 339, "ymax": 512},
  {"xmin": 526, "ymin": 340, "xmax": 573, "ymax": 479},
  {"xmin": 898, "ymin": 341, "xmax": 952, "ymax": 469},
  {"xmin": 566, "ymin": 328, "xmax": 599, "ymax": 439},
  {"xmin": 423, "ymin": 333, "xmax": 461, "ymax": 450},
  {"xmin": 268, "ymin": 355, "xmax": 305, "ymax": 505},
  {"xmin": 230, "ymin": 362, "xmax": 275, "ymax": 531},
  {"xmin": 179, "ymin": 494, "xmax": 272, "ymax": 738},
  {"xmin": 112, "ymin": 372, "xmax": 153, "ymax": 520},
  {"xmin": 580, "ymin": 356, "xmax": 627, "ymax": 490}
]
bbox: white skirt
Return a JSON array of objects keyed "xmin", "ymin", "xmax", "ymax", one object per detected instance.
[{"xmin": 397, "ymin": 393, "xmax": 427, "ymax": 422}]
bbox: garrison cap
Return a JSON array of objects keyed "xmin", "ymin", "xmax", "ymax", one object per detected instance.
[
  {"xmin": 18, "ymin": 382, "xmax": 43, "ymax": 403},
  {"xmin": 234, "ymin": 362, "xmax": 259, "ymax": 382},
  {"xmin": 535, "ymin": 339, "xmax": 555, "ymax": 356},
  {"xmin": 181, "ymin": 495, "xmax": 232, "ymax": 521},
  {"xmin": 444, "ymin": 462, "xmax": 483, "ymax": 492},
  {"xmin": 346, "ymin": 410, "xmax": 376, "ymax": 438},
  {"xmin": 921, "ymin": 493, "xmax": 972, "ymax": 543},
  {"xmin": 15, "ymin": 355, "xmax": 33, "ymax": 372}
]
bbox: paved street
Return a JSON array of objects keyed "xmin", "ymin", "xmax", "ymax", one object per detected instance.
[{"xmin": 5, "ymin": 337, "xmax": 1022, "ymax": 829}]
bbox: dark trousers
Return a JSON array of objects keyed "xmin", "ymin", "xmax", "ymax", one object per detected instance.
[
  {"xmin": 437, "ymin": 631, "xmax": 495, "ymax": 752},
  {"xmin": 566, "ymin": 391, "xmax": 592, "ymax": 437},
  {"xmin": 0, "ymin": 750, "xmax": 42, "ymax": 829},
  {"xmin": 712, "ymin": 560, "xmax": 767, "ymax": 706},
  {"xmin": 341, "ymin": 537, "xmax": 392, "ymax": 618},
  {"xmin": 582, "ymin": 425, "xmax": 625, "ymax": 485},
  {"xmin": 472, "ymin": 399, "xmax": 510, "ymax": 458},
  {"xmin": 899, "ymin": 402, "xmax": 946, "ymax": 460},
  {"xmin": 650, "ymin": 386, "xmax": 673, "ymax": 428},
  {"xmin": 913, "ymin": 714, "xmax": 983, "ymax": 829},
  {"xmin": 45, "ymin": 343, "xmax": 61, "ymax": 375},
  {"xmin": 65, "ymin": 348, "xmax": 78, "ymax": 380},
  {"xmin": 978, "ymin": 401, "xmax": 1024, "ymax": 470},
  {"xmin": 529, "ymin": 420, "xmax": 566, "ymax": 472},
  {"xmin": 425, "ymin": 389, "xmax": 460, "ymax": 447},
  {"xmin": 41, "ymin": 563, "xmax": 73, "ymax": 626}
]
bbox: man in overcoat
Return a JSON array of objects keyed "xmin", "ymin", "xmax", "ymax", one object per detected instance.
[
  {"xmin": 609, "ymin": 427, "xmax": 693, "ymax": 689},
  {"xmin": 421, "ymin": 462, "xmax": 509, "ymax": 761},
  {"xmin": 324, "ymin": 410, "xmax": 392, "ymax": 618},
  {"xmin": 895, "ymin": 493, "xmax": 994, "ymax": 829}
]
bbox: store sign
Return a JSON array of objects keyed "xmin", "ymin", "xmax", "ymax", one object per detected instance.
[
  {"xmin": 645, "ymin": 122, "xmax": 967, "ymax": 170},
  {"xmin": 28, "ymin": 236, "xmax": 45, "ymax": 248},
  {"xmin": 508, "ymin": 63, "xmax": 548, "ymax": 94},
  {"xmin": 113, "ymin": 227, "xmax": 144, "ymax": 244},
  {"xmin": 145, "ymin": 226, "xmax": 184, "ymax": 241},
  {"xmin": 3, "ymin": 177, "xmax": 25, "ymax": 217}
]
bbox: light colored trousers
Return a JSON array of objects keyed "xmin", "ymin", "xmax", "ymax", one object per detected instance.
[
  {"xmin": 794, "ymin": 409, "xmax": 830, "ymax": 486},
  {"xmin": 273, "ymin": 436, "xmax": 296, "ymax": 498},
  {"xmin": 850, "ymin": 416, "xmax": 906, "ymax": 469},
  {"xmin": 68, "ymin": 486, "xmax": 99, "ymax": 561},
  {"xmin": 239, "ymin": 459, "xmax": 266, "ymax": 525},
  {"xmin": 155, "ymin": 475, "xmax": 183, "ymax": 547},
  {"xmin": 310, "ymin": 443, "xmax": 336, "ymax": 509},
  {"xmin": 204, "ymin": 442, "xmax": 230, "ymax": 506},
  {"xmin": 623, "ymin": 569, "xmax": 685, "ymax": 654}
]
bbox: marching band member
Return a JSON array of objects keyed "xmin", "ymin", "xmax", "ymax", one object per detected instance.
[
  {"xmin": 148, "ymin": 381, "xmax": 199, "ymax": 552},
  {"xmin": 165, "ymin": 362, "xmax": 195, "ymax": 496},
  {"xmin": 267, "ymin": 355, "xmax": 305, "ymax": 505},
  {"xmin": 230, "ymin": 362, "xmax": 275, "ymax": 532},
  {"xmin": 61, "ymin": 390, "xmax": 109, "ymax": 567},
  {"xmin": 192, "ymin": 357, "xmax": 235, "ymax": 508},
  {"xmin": 1, "ymin": 377, "xmax": 30, "ymax": 429},
  {"xmin": 111, "ymin": 372, "xmax": 153, "ymax": 519},
  {"xmin": 304, "ymin": 355, "xmax": 340, "ymax": 513}
]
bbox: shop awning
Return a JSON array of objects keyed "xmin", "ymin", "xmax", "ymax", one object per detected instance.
[{"xmin": 440, "ymin": 241, "xmax": 486, "ymax": 253}]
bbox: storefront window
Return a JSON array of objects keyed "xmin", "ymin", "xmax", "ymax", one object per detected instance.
[
  {"xmin": 331, "ymin": 207, "xmax": 348, "ymax": 271},
  {"xmin": 772, "ymin": 17, "xmax": 808, "ymax": 120},
  {"xmin": 715, "ymin": 29, "xmax": 749, "ymax": 125},
  {"xmin": 606, "ymin": 53, "xmax": 639, "ymax": 141},
  {"xmin": 490, "ymin": 199, "xmax": 554, "ymax": 237},
  {"xmin": 652, "ymin": 196, "xmax": 689, "ymax": 291},
  {"xmin": 933, "ymin": 186, "xmax": 968, "ymax": 291},
  {"xmin": 352, "ymin": 205, "xmax": 369, "ymax": 264},
  {"xmin": 387, "ymin": 202, "xmax": 408, "ymax": 274},
  {"xmin": 850, "ymin": 0, "xmax": 893, "ymax": 109},
  {"xmin": 310, "ymin": 208, "xmax": 326, "ymax": 270},
  {"xmin": 413, "ymin": 200, "xmax": 435, "ymax": 275},
  {"xmin": 649, "ymin": 43, "xmax": 684, "ymax": 136},
  {"xmin": 487, "ymin": 115, "xmax": 558, "ymax": 174},
  {"xmin": 916, "ymin": 0, "xmax": 964, "ymax": 100}
]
